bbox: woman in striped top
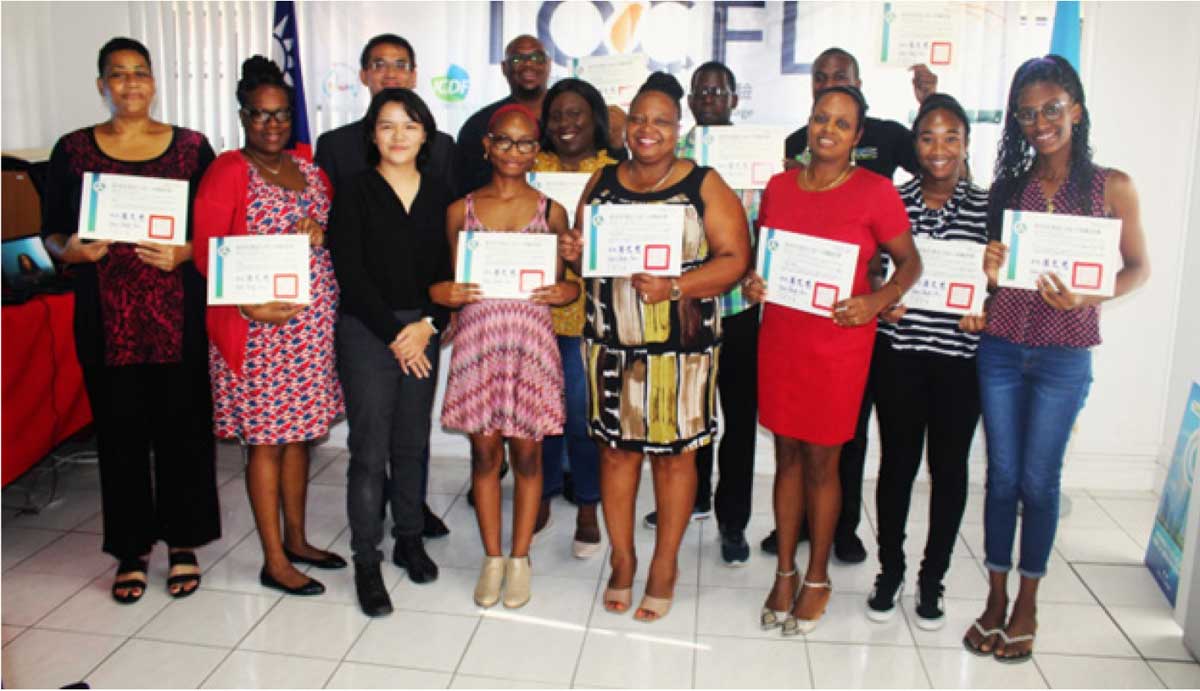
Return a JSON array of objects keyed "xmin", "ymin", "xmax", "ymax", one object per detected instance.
[
  {"xmin": 866, "ymin": 94, "xmax": 988, "ymax": 630},
  {"xmin": 963, "ymin": 56, "xmax": 1149, "ymax": 663}
]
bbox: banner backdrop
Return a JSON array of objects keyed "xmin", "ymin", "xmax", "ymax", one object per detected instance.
[{"xmin": 297, "ymin": 1, "xmax": 1057, "ymax": 185}]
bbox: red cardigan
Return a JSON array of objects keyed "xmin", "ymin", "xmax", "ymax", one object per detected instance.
[{"xmin": 193, "ymin": 150, "xmax": 332, "ymax": 376}]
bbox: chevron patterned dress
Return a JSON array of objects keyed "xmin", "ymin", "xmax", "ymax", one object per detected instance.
[{"xmin": 440, "ymin": 194, "xmax": 565, "ymax": 440}]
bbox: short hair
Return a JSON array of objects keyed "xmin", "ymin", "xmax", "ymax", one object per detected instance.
[
  {"xmin": 814, "ymin": 47, "xmax": 860, "ymax": 80},
  {"xmin": 359, "ymin": 34, "xmax": 416, "ymax": 71},
  {"xmin": 690, "ymin": 61, "xmax": 737, "ymax": 94},
  {"xmin": 236, "ymin": 55, "xmax": 292, "ymax": 108},
  {"xmin": 98, "ymin": 37, "xmax": 151, "ymax": 77},
  {"xmin": 633, "ymin": 71, "xmax": 685, "ymax": 119},
  {"xmin": 488, "ymin": 103, "xmax": 541, "ymax": 139},
  {"xmin": 914, "ymin": 93, "xmax": 971, "ymax": 141},
  {"xmin": 812, "ymin": 85, "xmax": 868, "ymax": 133},
  {"xmin": 363, "ymin": 88, "xmax": 438, "ymax": 169},
  {"xmin": 540, "ymin": 78, "xmax": 611, "ymax": 155}
]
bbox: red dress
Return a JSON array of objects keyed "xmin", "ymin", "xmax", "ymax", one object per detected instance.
[{"xmin": 757, "ymin": 168, "xmax": 910, "ymax": 445}]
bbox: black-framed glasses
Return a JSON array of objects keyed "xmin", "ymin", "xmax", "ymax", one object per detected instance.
[
  {"xmin": 369, "ymin": 58, "xmax": 413, "ymax": 73},
  {"xmin": 241, "ymin": 107, "xmax": 293, "ymax": 125},
  {"xmin": 1014, "ymin": 100, "xmax": 1070, "ymax": 126},
  {"xmin": 487, "ymin": 133, "xmax": 537, "ymax": 154},
  {"xmin": 507, "ymin": 51, "xmax": 548, "ymax": 68},
  {"xmin": 693, "ymin": 86, "xmax": 733, "ymax": 99}
]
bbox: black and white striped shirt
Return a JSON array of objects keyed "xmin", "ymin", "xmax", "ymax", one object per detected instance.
[{"xmin": 879, "ymin": 178, "xmax": 989, "ymax": 358}]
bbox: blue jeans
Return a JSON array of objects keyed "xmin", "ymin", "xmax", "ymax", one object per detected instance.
[
  {"xmin": 977, "ymin": 333, "xmax": 1092, "ymax": 578},
  {"xmin": 542, "ymin": 336, "xmax": 600, "ymax": 506}
]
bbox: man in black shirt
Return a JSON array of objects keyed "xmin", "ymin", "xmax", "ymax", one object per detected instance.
[
  {"xmin": 454, "ymin": 34, "xmax": 550, "ymax": 195},
  {"xmin": 315, "ymin": 34, "xmax": 457, "ymax": 195}
]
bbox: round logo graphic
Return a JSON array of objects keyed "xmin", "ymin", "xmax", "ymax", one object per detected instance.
[
  {"xmin": 322, "ymin": 63, "xmax": 361, "ymax": 108},
  {"xmin": 768, "ymin": 239, "xmax": 780, "ymax": 252},
  {"xmin": 217, "ymin": 245, "xmax": 232, "ymax": 257},
  {"xmin": 1014, "ymin": 222, "xmax": 1027, "ymax": 235},
  {"xmin": 93, "ymin": 181, "xmax": 106, "ymax": 193},
  {"xmin": 466, "ymin": 238, "xmax": 480, "ymax": 251},
  {"xmin": 433, "ymin": 64, "xmax": 471, "ymax": 103}
]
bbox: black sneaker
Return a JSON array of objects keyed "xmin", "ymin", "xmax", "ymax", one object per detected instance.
[
  {"xmin": 643, "ymin": 503, "xmax": 711, "ymax": 529},
  {"xmin": 914, "ymin": 581, "xmax": 946, "ymax": 631},
  {"xmin": 422, "ymin": 503, "xmax": 450, "ymax": 539},
  {"xmin": 865, "ymin": 572, "xmax": 904, "ymax": 622},
  {"xmin": 719, "ymin": 527, "xmax": 750, "ymax": 567},
  {"xmin": 354, "ymin": 561, "xmax": 393, "ymax": 617},
  {"xmin": 834, "ymin": 532, "xmax": 868, "ymax": 564},
  {"xmin": 760, "ymin": 524, "xmax": 810, "ymax": 555}
]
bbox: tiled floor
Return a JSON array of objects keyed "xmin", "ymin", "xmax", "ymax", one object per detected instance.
[{"xmin": 3, "ymin": 424, "xmax": 1197, "ymax": 689}]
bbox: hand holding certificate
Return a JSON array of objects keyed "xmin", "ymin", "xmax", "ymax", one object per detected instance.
[
  {"xmin": 693, "ymin": 126, "xmax": 787, "ymax": 189},
  {"xmin": 885, "ymin": 237, "xmax": 988, "ymax": 315},
  {"xmin": 999, "ymin": 209, "xmax": 1122, "ymax": 297},
  {"xmin": 78, "ymin": 172, "xmax": 190, "ymax": 246},
  {"xmin": 207, "ymin": 235, "xmax": 311, "ymax": 306},
  {"xmin": 756, "ymin": 227, "xmax": 858, "ymax": 317},
  {"xmin": 582, "ymin": 204, "xmax": 685, "ymax": 277},
  {"xmin": 527, "ymin": 172, "xmax": 591, "ymax": 226},
  {"xmin": 455, "ymin": 230, "xmax": 558, "ymax": 299}
]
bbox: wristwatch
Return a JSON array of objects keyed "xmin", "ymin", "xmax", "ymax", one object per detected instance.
[{"xmin": 669, "ymin": 279, "xmax": 682, "ymax": 301}]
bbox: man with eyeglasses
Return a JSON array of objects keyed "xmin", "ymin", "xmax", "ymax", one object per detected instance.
[
  {"xmin": 454, "ymin": 34, "xmax": 551, "ymax": 195},
  {"xmin": 314, "ymin": 33, "xmax": 456, "ymax": 541},
  {"xmin": 633, "ymin": 61, "xmax": 762, "ymax": 566},
  {"xmin": 759, "ymin": 47, "xmax": 935, "ymax": 564},
  {"xmin": 315, "ymin": 34, "xmax": 457, "ymax": 194}
]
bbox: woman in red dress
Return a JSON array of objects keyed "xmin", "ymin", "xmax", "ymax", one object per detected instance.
[{"xmin": 745, "ymin": 86, "xmax": 922, "ymax": 635}]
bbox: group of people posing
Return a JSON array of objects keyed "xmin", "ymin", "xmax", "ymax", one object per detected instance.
[{"xmin": 42, "ymin": 31, "xmax": 1148, "ymax": 666}]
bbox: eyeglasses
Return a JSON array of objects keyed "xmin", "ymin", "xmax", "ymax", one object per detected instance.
[
  {"xmin": 1014, "ymin": 100, "xmax": 1070, "ymax": 126},
  {"xmin": 369, "ymin": 58, "xmax": 413, "ymax": 73},
  {"xmin": 241, "ymin": 107, "xmax": 293, "ymax": 125},
  {"xmin": 507, "ymin": 51, "xmax": 548, "ymax": 68},
  {"xmin": 693, "ymin": 86, "xmax": 733, "ymax": 99},
  {"xmin": 487, "ymin": 133, "xmax": 537, "ymax": 154}
]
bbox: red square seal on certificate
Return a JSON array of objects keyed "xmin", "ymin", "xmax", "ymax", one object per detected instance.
[
  {"xmin": 946, "ymin": 283, "xmax": 975, "ymax": 310},
  {"xmin": 812, "ymin": 282, "xmax": 839, "ymax": 310},
  {"xmin": 148, "ymin": 215, "xmax": 176, "ymax": 240},
  {"xmin": 273, "ymin": 273, "xmax": 299, "ymax": 299},
  {"xmin": 1071, "ymin": 262, "xmax": 1103, "ymax": 290},
  {"xmin": 519, "ymin": 269, "xmax": 545, "ymax": 292},
  {"xmin": 643, "ymin": 244, "xmax": 671, "ymax": 271},
  {"xmin": 930, "ymin": 41, "xmax": 952, "ymax": 65}
]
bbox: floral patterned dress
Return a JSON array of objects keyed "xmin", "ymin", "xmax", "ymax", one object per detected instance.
[{"xmin": 210, "ymin": 157, "xmax": 344, "ymax": 444}]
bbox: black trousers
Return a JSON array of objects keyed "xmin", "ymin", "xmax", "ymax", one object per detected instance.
[
  {"xmin": 871, "ymin": 339, "xmax": 980, "ymax": 585},
  {"xmin": 695, "ymin": 306, "xmax": 759, "ymax": 534},
  {"xmin": 82, "ymin": 361, "xmax": 220, "ymax": 560},
  {"xmin": 337, "ymin": 312, "xmax": 439, "ymax": 565}
]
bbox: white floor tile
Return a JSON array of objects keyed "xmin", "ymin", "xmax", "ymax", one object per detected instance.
[
  {"xmin": 574, "ymin": 627, "xmax": 695, "ymax": 688},
  {"xmin": 1036, "ymin": 653, "xmax": 1164, "ymax": 689},
  {"xmin": 2, "ymin": 624, "xmax": 26, "ymax": 646},
  {"xmin": 696, "ymin": 584, "xmax": 781, "ymax": 639},
  {"xmin": 346, "ymin": 610, "xmax": 477, "ymax": 672},
  {"xmin": 202, "ymin": 536, "xmax": 278, "ymax": 596},
  {"xmin": 907, "ymin": 596, "xmax": 986, "ymax": 650},
  {"xmin": 1, "ymin": 569, "xmax": 93, "ymax": 626},
  {"xmin": 1056, "ymin": 494, "xmax": 1122, "ymax": 531},
  {"xmin": 1, "ymin": 526, "xmax": 65, "ymax": 571},
  {"xmin": 503, "ymin": 573, "xmax": 600, "ymax": 627},
  {"xmin": 450, "ymin": 673, "xmax": 561, "ymax": 688},
  {"xmin": 1108, "ymin": 605, "xmax": 1195, "ymax": 661},
  {"xmin": 1093, "ymin": 497, "xmax": 1158, "ymax": 545},
  {"xmin": 9, "ymin": 530, "xmax": 112, "ymax": 580},
  {"xmin": 1038, "ymin": 557, "xmax": 1099, "ymax": 604},
  {"xmin": 86, "ymin": 638, "xmax": 228, "ymax": 689},
  {"xmin": 804, "ymin": 592, "xmax": 915, "ymax": 646},
  {"xmin": 1034, "ymin": 602, "xmax": 1139, "ymax": 657},
  {"xmin": 807, "ymin": 641, "xmax": 931, "ymax": 688},
  {"xmin": 694, "ymin": 634, "xmax": 811, "ymax": 688},
  {"xmin": 0, "ymin": 628, "xmax": 123, "ymax": 689},
  {"xmin": 458, "ymin": 616, "xmax": 585, "ymax": 684},
  {"xmin": 239, "ymin": 598, "xmax": 368, "ymax": 660},
  {"xmin": 2, "ymin": 489, "xmax": 102, "ymax": 531},
  {"xmin": 200, "ymin": 649, "xmax": 337, "ymax": 688},
  {"xmin": 920, "ymin": 647, "xmax": 1047, "ymax": 689},
  {"xmin": 1149, "ymin": 660, "xmax": 1200, "ymax": 689},
  {"xmin": 38, "ymin": 573, "xmax": 173, "ymax": 636},
  {"xmin": 388, "ymin": 566, "xmax": 484, "ymax": 616},
  {"xmin": 327, "ymin": 661, "xmax": 452, "ymax": 689},
  {"xmin": 138, "ymin": 589, "xmax": 277, "ymax": 647},
  {"xmin": 1076, "ymin": 563, "xmax": 1171, "ymax": 608},
  {"xmin": 585, "ymin": 579, "xmax": 698, "ymax": 636},
  {"xmin": 1054, "ymin": 527, "xmax": 1145, "ymax": 564}
]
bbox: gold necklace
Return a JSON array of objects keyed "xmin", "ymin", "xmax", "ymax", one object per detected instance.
[
  {"xmin": 244, "ymin": 149, "xmax": 284, "ymax": 176},
  {"xmin": 804, "ymin": 162, "xmax": 854, "ymax": 192},
  {"xmin": 630, "ymin": 160, "xmax": 677, "ymax": 193}
]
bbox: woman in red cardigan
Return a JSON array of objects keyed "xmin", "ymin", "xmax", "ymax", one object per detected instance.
[{"xmin": 194, "ymin": 57, "xmax": 345, "ymax": 596}]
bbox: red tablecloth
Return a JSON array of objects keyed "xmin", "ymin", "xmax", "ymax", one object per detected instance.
[{"xmin": 2, "ymin": 292, "xmax": 93, "ymax": 486}]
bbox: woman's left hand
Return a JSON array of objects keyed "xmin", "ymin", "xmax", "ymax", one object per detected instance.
[
  {"xmin": 135, "ymin": 241, "xmax": 190, "ymax": 272},
  {"xmin": 530, "ymin": 280, "xmax": 579, "ymax": 307},
  {"xmin": 295, "ymin": 216, "xmax": 325, "ymax": 247},
  {"xmin": 390, "ymin": 319, "xmax": 435, "ymax": 366},
  {"xmin": 1037, "ymin": 273, "xmax": 1084, "ymax": 311},
  {"xmin": 630, "ymin": 273, "xmax": 672, "ymax": 305},
  {"xmin": 832, "ymin": 294, "xmax": 885, "ymax": 328}
]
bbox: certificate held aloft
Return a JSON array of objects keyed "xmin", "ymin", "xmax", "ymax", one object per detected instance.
[
  {"xmin": 694, "ymin": 126, "xmax": 787, "ymax": 189},
  {"xmin": 886, "ymin": 237, "xmax": 988, "ymax": 315},
  {"xmin": 455, "ymin": 230, "xmax": 558, "ymax": 300},
  {"xmin": 570, "ymin": 54, "xmax": 649, "ymax": 110},
  {"xmin": 756, "ymin": 226, "xmax": 858, "ymax": 317},
  {"xmin": 582, "ymin": 204, "xmax": 685, "ymax": 278},
  {"xmin": 78, "ymin": 172, "xmax": 189, "ymax": 246},
  {"xmin": 207, "ymin": 235, "xmax": 311, "ymax": 306},
  {"xmin": 999, "ymin": 209, "xmax": 1122, "ymax": 297}
]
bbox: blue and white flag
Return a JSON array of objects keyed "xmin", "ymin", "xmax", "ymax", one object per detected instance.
[{"xmin": 272, "ymin": 1, "xmax": 312, "ymax": 159}]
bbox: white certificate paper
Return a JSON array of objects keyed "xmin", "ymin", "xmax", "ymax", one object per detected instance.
[
  {"xmin": 78, "ymin": 172, "xmax": 189, "ymax": 246},
  {"xmin": 693, "ymin": 126, "xmax": 787, "ymax": 189},
  {"xmin": 757, "ymin": 227, "xmax": 858, "ymax": 316},
  {"xmin": 207, "ymin": 235, "xmax": 311, "ymax": 306},
  {"xmin": 455, "ymin": 231, "xmax": 558, "ymax": 300},
  {"xmin": 886, "ymin": 238, "xmax": 988, "ymax": 315},
  {"xmin": 527, "ymin": 172, "xmax": 591, "ymax": 227},
  {"xmin": 582, "ymin": 204, "xmax": 685, "ymax": 278},
  {"xmin": 570, "ymin": 54, "xmax": 649, "ymax": 109},
  {"xmin": 999, "ymin": 210, "xmax": 1122, "ymax": 297}
]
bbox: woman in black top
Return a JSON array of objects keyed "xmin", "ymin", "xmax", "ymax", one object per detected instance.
[{"xmin": 328, "ymin": 88, "xmax": 452, "ymax": 617}]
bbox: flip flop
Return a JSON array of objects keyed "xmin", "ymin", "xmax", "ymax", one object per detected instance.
[
  {"xmin": 994, "ymin": 629, "xmax": 1036, "ymax": 664},
  {"xmin": 962, "ymin": 619, "xmax": 1004, "ymax": 656}
]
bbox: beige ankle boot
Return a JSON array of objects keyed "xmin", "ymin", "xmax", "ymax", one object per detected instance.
[
  {"xmin": 502, "ymin": 556, "xmax": 532, "ymax": 608},
  {"xmin": 474, "ymin": 556, "xmax": 505, "ymax": 608}
]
